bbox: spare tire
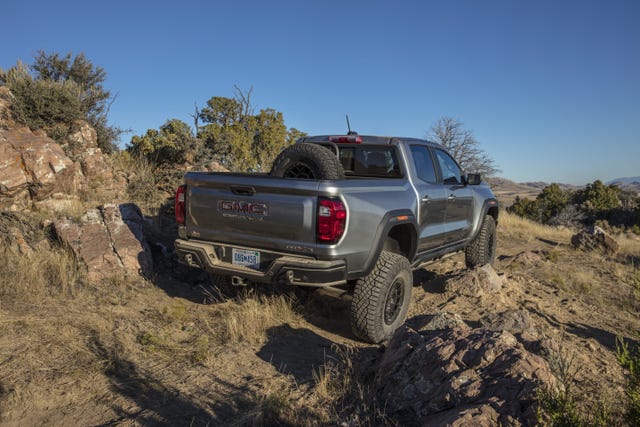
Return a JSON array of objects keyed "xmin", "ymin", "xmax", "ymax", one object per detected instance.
[{"xmin": 270, "ymin": 143, "xmax": 344, "ymax": 180}]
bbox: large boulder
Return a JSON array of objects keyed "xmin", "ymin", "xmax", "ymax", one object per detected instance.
[
  {"xmin": 0, "ymin": 127, "xmax": 85, "ymax": 210},
  {"xmin": 444, "ymin": 264, "xmax": 505, "ymax": 298},
  {"xmin": 376, "ymin": 325, "xmax": 556, "ymax": 426},
  {"xmin": 54, "ymin": 203, "xmax": 152, "ymax": 280},
  {"xmin": 571, "ymin": 225, "xmax": 619, "ymax": 255}
]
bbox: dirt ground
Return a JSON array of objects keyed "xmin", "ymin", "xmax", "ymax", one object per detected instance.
[{"xmin": 1, "ymin": 212, "xmax": 639, "ymax": 426}]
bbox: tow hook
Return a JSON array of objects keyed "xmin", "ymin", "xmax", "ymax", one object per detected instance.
[
  {"xmin": 231, "ymin": 276, "xmax": 248, "ymax": 287},
  {"xmin": 285, "ymin": 270, "xmax": 295, "ymax": 284}
]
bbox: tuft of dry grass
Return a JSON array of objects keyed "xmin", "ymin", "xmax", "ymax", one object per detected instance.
[
  {"xmin": 0, "ymin": 239, "xmax": 83, "ymax": 305},
  {"xmin": 618, "ymin": 234, "xmax": 640, "ymax": 259},
  {"xmin": 215, "ymin": 292, "xmax": 301, "ymax": 345},
  {"xmin": 499, "ymin": 211, "xmax": 573, "ymax": 244},
  {"xmin": 112, "ymin": 151, "xmax": 166, "ymax": 213}
]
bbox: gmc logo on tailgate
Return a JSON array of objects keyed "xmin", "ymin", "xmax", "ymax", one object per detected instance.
[{"xmin": 218, "ymin": 200, "xmax": 268, "ymax": 216}]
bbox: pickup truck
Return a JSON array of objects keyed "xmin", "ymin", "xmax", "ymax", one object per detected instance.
[{"xmin": 174, "ymin": 134, "xmax": 499, "ymax": 343}]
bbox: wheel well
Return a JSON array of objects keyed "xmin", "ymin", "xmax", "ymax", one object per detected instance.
[
  {"xmin": 383, "ymin": 224, "xmax": 416, "ymax": 260},
  {"xmin": 487, "ymin": 206, "xmax": 499, "ymax": 224}
]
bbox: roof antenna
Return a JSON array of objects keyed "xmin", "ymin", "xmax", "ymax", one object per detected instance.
[{"xmin": 345, "ymin": 115, "xmax": 357, "ymax": 135}]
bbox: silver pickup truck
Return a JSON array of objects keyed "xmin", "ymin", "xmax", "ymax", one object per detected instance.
[{"xmin": 175, "ymin": 134, "xmax": 499, "ymax": 343}]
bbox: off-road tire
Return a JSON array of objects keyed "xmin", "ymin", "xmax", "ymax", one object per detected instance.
[
  {"xmin": 270, "ymin": 143, "xmax": 344, "ymax": 180},
  {"xmin": 350, "ymin": 251, "xmax": 413, "ymax": 343},
  {"xmin": 465, "ymin": 215, "xmax": 496, "ymax": 268}
]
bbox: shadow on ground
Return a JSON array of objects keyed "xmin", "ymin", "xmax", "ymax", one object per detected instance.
[
  {"xmin": 257, "ymin": 324, "xmax": 342, "ymax": 384},
  {"xmin": 89, "ymin": 333, "xmax": 309, "ymax": 426}
]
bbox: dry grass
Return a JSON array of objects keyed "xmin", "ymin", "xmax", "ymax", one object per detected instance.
[
  {"xmin": 215, "ymin": 293, "xmax": 301, "ymax": 345},
  {"xmin": 499, "ymin": 211, "xmax": 573, "ymax": 244},
  {"xmin": 618, "ymin": 234, "xmax": 640, "ymax": 258},
  {"xmin": 112, "ymin": 152, "xmax": 166, "ymax": 213}
]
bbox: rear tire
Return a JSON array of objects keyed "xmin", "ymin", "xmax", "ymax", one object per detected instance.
[
  {"xmin": 350, "ymin": 251, "xmax": 412, "ymax": 344},
  {"xmin": 465, "ymin": 215, "xmax": 496, "ymax": 268},
  {"xmin": 270, "ymin": 143, "xmax": 344, "ymax": 180}
]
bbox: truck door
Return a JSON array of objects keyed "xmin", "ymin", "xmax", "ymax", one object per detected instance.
[
  {"xmin": 409, "ymin": 145, "xmax": 448, "ymax": 252},
  {"xmin": 432, "ymin": 148, "xmax": 474, "ymax": 243}
]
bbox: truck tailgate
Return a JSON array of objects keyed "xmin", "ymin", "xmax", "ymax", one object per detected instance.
[{"xmin": 184, "ymin": 172, "xmax": 321, "ymax": 251}]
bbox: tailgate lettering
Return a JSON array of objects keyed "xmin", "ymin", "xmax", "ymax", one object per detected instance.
[{"xmin": 218, "ymin": 200, "xmax": 268, "ymax": 216}]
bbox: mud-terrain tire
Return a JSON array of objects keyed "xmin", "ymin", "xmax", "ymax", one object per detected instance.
[
  {"xmin": 465, "ymin": 215, "xmax": 496, "ymax": 268},
  {"xmin": 270, "ymin": 143, "xmax": 344, "ymax": 180},
  {"xmin": 350, "ymin": 251, "xmax": 413, "ymax": 343}
]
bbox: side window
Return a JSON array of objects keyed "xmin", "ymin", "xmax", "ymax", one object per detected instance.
[
  {"xmin": 434, "ymin": 149, "xmax": 462, "ymax": 185},
  {"xmin": 410, "ymin": 145, "xmax": 437, "ymax": 184}
]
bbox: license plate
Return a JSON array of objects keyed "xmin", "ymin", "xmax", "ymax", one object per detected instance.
[{"xmin": 232, "ymin": 248, "xmax": 260, "ymax": 269}]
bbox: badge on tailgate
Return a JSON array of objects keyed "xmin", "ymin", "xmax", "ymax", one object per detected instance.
[{"xmin": 218, "ymin": 200, "xmax": 268, "ymax": 221}]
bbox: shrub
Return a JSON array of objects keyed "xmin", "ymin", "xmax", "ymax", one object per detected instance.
[
  {"xmin": 617, "ymin": 336, "xmax": 640, "ymax": 425},
  {"xmin": 128, "ymin": 119, "xmax": 196, "ymax": 166},
  {"xmin": 0, "ymin": 51, "xmax": 121, "ymax": 152}
]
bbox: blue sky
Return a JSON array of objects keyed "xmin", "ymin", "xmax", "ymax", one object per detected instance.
[{"xmin": 2, "ymin": 0, "xmax": 639, "ymax": 184}]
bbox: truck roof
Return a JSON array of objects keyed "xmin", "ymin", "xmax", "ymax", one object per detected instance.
[{"xmin": 301, "ymin": 134, "xmax": 443, "ymax": 148}]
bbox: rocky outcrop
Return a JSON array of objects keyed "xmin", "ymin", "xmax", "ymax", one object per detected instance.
[
  {"xmin": 0, "ymin": 120, "xmax": 126, "ymax": 210},
  {"xmin": 376, "ymin": 325, "xmax": 556, "ymax": 426},
  {"xmin": 571, "ymin": 225, "xmax": 619, "ymax": 255},
  {"xmin": 0, "ymin": 127, "xmax": 85, "ymax": 210},
  {"xmin": 61, "ymin": 121, "xmax": 127, "ymax": 201},
  {"xmin": 54, "ymin": 203, "xmax": 152, "ymax": 280}
]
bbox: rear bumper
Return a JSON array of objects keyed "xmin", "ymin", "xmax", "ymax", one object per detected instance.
[{"xmin": 174, "ymin": 239, "xmax": 347, "ymax": 287}]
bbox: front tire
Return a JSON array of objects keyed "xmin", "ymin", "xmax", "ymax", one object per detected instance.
[
  {"xmin": 465, "ymin": 215, "xmax": 497, "ymax": 268},
  {"xmin": 350, "ymin": 251, "xmax": 413, "ymax": 343}
]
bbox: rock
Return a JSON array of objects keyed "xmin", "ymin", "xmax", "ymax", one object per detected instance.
[
  {"xmin": 512, "ymin": 251, "xmax": 544, "ymax": 265},
  {"xmin": 0, "ymin": 127, "xmax": 86, "ymax": 210},
  {"xmin": 62, "ymin": 121, "xmax": 127, "ymax": 201},
  {"xmin": 376, "ymin": 325, "xmax": 557, "ymax": 426},
  {"xmin": 571, "ymin": 226, "xmax": 619, "ymax": 255},
  {"xmin": 54, "ymin": 203, "xmax": 152, "ymax": 280},
  {"xmin": 444, "ymin": 264, "xmax": 505, "ymax": 297},
  {"xmin": 481, "ymin": 309, "xmax": 535, "ymax": 335},
  {"xmin": 423, "ymin": 312, "xmax": 469, "ymax": 331}
]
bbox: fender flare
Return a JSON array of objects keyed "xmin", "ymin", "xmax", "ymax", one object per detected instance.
[
  {"xmin": 356, "ymin": 209, "xmax": 418, "ymax": 279},
  {"xmin": 468, "ymin": 198, "xmax": 499, "ymax": 242}
]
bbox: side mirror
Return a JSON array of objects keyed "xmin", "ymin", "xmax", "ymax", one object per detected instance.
[{"xmin": 465, "ymin": 173, "xmax": 482, "ymax": 185}]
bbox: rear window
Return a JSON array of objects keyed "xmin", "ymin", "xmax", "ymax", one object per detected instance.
[{"xmin": 338, "ymin": 146, "xmax": 402, "ymax": 178}]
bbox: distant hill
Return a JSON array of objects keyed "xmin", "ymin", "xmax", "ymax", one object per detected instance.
[
  {"xmin": 486, "ymin": 177, "xmax": 543, "ymax": 206},
  {"xmin": 607, "ymin": 177, "xmax": 640, "ymax": 193},
  {"xmin": 607, "ymin": 176, "xmax": 640, "ymax": 185},
  {"xmin": 486, "ymin": 178, "xmax": 579, "ymax": 206}
]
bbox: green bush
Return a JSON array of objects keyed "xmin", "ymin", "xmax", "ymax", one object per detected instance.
[
  {"xmin": 0, "ymin": 51, "xmax": 121, "ymax": 153},
  {"xmin": 577, "ymin": 180, "xmax": 621, "ymax": 213},
  {"xmin": 617, "ymin": 336, "xmax": 640, "ymax": 425},
  {"xmin": 128, "ymin": 119, "xmax": 196, "ymax": 165}
]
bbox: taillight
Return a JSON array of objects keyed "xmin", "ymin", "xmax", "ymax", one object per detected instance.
[
  {"xmin": 329, "ymin": 135, "xmax": 362, "ymax": 144},
  {"xmin": 175, "ymin": 185, "xmax": 186, "ymax": 225},
  {"xmin": 317, "ymin": 197, "xmax": 347, "ymax": 243}
]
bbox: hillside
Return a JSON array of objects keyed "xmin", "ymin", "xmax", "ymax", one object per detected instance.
[
  {"xmin": 2, "ymin": 83, "xmax": 640, "ymax": 424},
  {"xmin": 3, "ymin": 204, "xmax": 640, "ymax": 425},
  {"xmin": 1, "ymin": 119, "xmax": 640, "ymax": 424},
  {"xmin": 608, "ymin": 177, "xmax": 640, "ymax": 194},
  {"xmin": 486, "ymin": 177, "xmax": 581, "ymax": 207}
]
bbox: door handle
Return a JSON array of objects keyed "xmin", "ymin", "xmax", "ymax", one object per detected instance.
[
  {"xmin": 421, "ymin": 195, "xmax": 430, "ymax": 203},
  {"xmin": 448, "ymin": 194, "xmax": 456, "ymax": 201},
  {"xmin": 230, "ymin": 185, "xmax": 256, "ymax": 196}
]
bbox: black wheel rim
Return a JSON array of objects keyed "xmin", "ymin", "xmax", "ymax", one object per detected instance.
[
  {"xmin": 384, "ymin": 278, "xmax": 404, "ymax": 325},
  {"xmin": 283, "ymin": 163, "xmax": 316, "ymax": 179}
]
